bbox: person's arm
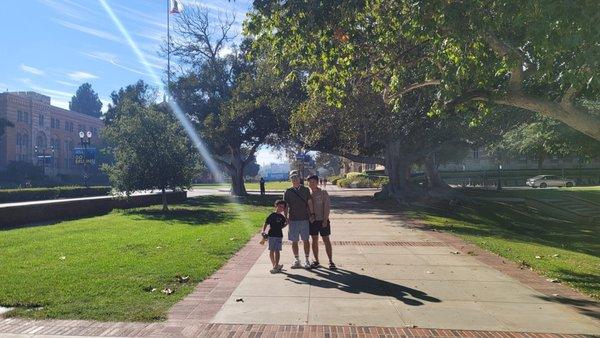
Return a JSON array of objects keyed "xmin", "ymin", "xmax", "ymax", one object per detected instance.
[
  {"xmin": 262, "ymin": 215, "xmax": 271, "ymax": 234},
  {"xmin": 283, "ymin": 190, "xmax": 289, "ymax": 220},
  {"xmin": 306, "ymin": 189, "xmax": 315, "ymax": 222},
  {"xmin": 323, "ymin": 191, "xmax": 331, "ymax": 225}
]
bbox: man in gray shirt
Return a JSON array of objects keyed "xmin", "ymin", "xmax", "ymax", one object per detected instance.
[{"xmin": 283, "ymin": 170, "xmax": 313, "ymax": 269}]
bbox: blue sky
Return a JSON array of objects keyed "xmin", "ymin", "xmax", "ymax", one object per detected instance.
[{"xmin": 0, "ymin": 0, "xmax": 285, "ymax": 165}]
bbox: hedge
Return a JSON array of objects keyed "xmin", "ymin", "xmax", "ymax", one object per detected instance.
[{"xmin": 0, "ymin": 186, "xmax": 112, "ymax": 204}]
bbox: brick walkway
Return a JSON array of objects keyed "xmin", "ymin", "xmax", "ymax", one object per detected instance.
[{"xmin": 1, "ymin": 189, "xmax": 599, "ymax": 337}]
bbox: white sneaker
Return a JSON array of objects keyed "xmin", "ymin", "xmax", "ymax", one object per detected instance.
[
  {"xmin": 304, "ymin": 261, "xmax": 311, "ymax": 269},
  {"xmin": 291, "ymin": 260, "xmax": 302, "ymax": 269},
  {"xmin": 276, "ymin": 264, "xmax": 284, "ymax": 271},
  {"xmin": 270, "ymin": 267, "xmax": 279, "ymax": 274}
]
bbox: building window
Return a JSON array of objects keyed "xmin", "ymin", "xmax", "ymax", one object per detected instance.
[
  {"xmin": 17, "ymin": 111, "xmax": 22, "ymax": 122},
  {"xmin": 16, "ymin": 133, "xmax": 21, "ymax": 146},
  {"xmin": 473, "ymin": 147, "xmax": 480, "ymax": 159},
  {"xmin": 39, "ymin": 114, "xmax": 44, "ymax": 127},
  {"xmin": 56, "ymin": 119, "xmax": 60, "ymax": 129}
]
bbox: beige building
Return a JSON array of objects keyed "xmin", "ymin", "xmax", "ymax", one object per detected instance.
[{"xmin": 0, "ymin": 91, "xmax": 104, "ymax": 176}]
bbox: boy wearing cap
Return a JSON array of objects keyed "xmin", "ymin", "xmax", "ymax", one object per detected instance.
[{"xmin": 283, "ymin": 170, "xmax": 313, "ymax": 269}]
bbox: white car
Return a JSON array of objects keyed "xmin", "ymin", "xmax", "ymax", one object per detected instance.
[{"xmin": 526, "ymin": 175, "xmax": 575, "ymax": 188}]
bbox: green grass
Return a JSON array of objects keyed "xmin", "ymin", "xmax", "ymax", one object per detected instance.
[
  {"xmin": 460, "ymin": 186, "xmax": 600, "ymax": 204},
  {"xmin": 0, "ymin": 195, "xmax": 275, "ymax": 321},
  {"xmin": 402, "ymin": 196, "xmax": 600, "ymax": 299}
]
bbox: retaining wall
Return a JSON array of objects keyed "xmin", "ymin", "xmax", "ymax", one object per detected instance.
[{"xmin": 0, "ymin": 191, "xmax": 187, "ymax": 229}]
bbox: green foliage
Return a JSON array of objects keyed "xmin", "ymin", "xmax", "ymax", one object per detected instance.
[
  {"xmin": 0, "ymin": 196, "xmax": 272, "ymax": 321},
  {"xmin": 247, "ymin": 0, "xmax": 600, "ymax": 139},
  {"xmin": 104, "ymin": 80, "xmax": 157, "ymax": 126},
  {"xmin": 345, "ymin": 172, "xmax": 367, "ymax": 179},
  {"xmin": 337, "ymin": 175, "xmax": 377, "ymax": 188},
  {"xmin": 69, "ymin": 83, "xmax": 102, "ymax": 118},
  {"xmin": 0, "ymin": 186, "xmax": 110, "ymax": 203},
  {"xmin": 101, "ymin": 97, "xmax": 197, "ymax": 203},
  {"xmin": 328, "ymin": 175, "xmax": 344, "ymax": 185}
]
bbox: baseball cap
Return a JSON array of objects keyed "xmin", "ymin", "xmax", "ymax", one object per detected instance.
[{"xmin": 289, "ymin": 170, "xmax": 300, "ymax": 179}]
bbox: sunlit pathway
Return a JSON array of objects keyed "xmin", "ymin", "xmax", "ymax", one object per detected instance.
[
  {"xmin": 189, "ymin": 189, "xmax": 599, "ymax": 335},
  {"xmin": 1, "ymin": 189, "xmax": 598, "ymax": 337}
]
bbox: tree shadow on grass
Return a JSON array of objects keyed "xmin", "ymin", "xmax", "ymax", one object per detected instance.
[
  {"xmin": 283, "ymin": 268, "xmax": 440, "ymax": 306},
  {"xmin": 124, "ymin": 207, "xmax": 234, "ymax": 226},
  {"xmin": 185, "ymin": 195, "xmax": 279, "ymax": 208}
]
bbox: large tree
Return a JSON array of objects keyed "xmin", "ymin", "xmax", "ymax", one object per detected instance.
[
  {"xmin": 102, "ymin": 96, "xmax": 196, "ymax": 211},
  {"xmin": 70, "ymin": 83, "xmax": 103, "ymax": 118},
  {"xmin": 168, "ymin": 7, "xmax": 298, "ymax": 195},
  {"xmin": 247, "ymin": 0, "xmax": 600, "ymax": 140}
]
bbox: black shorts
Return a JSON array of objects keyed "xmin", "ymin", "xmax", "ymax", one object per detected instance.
[{"xmin": 309, "ymin": 220, "xmax": 331, "ymax": 236}]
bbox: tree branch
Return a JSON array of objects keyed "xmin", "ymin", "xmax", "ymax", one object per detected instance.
[
  {"xmin": 483, "ymin": 32, "xmax": 525, "ymax": 92},
  {"xmin": 383, "ymin": 80, "xmax": 441, "ymax": 103}
]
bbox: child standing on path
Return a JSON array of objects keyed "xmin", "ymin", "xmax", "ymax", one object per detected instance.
[{"xmin": 261, "ymin": 200, "xmax": 288, "ymax": 273}]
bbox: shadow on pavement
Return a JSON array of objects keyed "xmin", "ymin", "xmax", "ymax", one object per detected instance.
[{"xmin": 283, "ymin": 268, "xmax": 441, "ymax": 306}]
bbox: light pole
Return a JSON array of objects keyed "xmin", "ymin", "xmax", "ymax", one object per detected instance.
[
  {"xmin": 497, "ymin": 164, "xmax": 503, "ymax": 191},
  {"xmin": 79, "ymin": 130, "xmax": 92, "ymax": 187}
]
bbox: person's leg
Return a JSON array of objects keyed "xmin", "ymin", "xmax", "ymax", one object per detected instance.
[
  {"xmin": 274, "ymin": 251, "xmax": 280, "ymax": 267},
  {"xmin": 269, "ymin": 250, "xmax": 276, "ymax": 267},
  {"xmin": 292, "ymin": 241, "xmax": 299, "ymax": 258},
  {"xmin": 311, "ymin": 235, "xmax": 320, "ymax": 263},
  {"xmin": 300, "ymin": 221, "xmax": 311, "ymax": 267},
  {"xmin": 289, "ymin": 221, "xmax": 301, "ymax": 267},
  {"xmin": 322, "ymin": 235, "xmax": 333, "ymax": 263}
]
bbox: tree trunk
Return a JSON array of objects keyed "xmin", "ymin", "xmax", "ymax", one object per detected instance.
[
  {"xmin": 383, "ymin": 142, "xmax": 413, "ymax": 197},
  {"xmin": 424, "ymin": 155, "xmax": 446, "ymax": 188},
  {"xmin": 229, "ymin": 155, "xmax": 248, "ymax": 196},
  {"xmin": 537, "ymin": 152, "xmax": 545, "ymax": 172},
  {"xmin": 161, "ymin": 187, "xmax": 168, "ymax": 212}
]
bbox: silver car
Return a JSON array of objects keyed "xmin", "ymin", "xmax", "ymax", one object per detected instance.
[{"xmin": 526, "ymin": 175, "xmax": 575, "ymax": 188}]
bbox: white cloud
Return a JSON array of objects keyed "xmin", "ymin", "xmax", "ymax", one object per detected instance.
[
  {"xmin": 21, "ymin": 64, "xmax": 45, "ymax": 76},
  {"xmin": 56, "ymin": 80, "xmax": 77, "ymax": 86},
  {"xmin": 53, "ymin": 19, "xmax": 123, "ymax": 44},
  {"xmin": 67, "ymin": 71, "xmax": 99, "ymax": 81},
  {"xmin": 82, "ymin": 51, "xmax": 150, "ymax": 76},
  {"xmin": 37, "ymin": 0, "xmax": 91, "ymax": 19}
]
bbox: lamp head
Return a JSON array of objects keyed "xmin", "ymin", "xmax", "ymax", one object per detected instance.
[
  {"xmin": 79, "ymin": 131, "xmax": 85, "ymax": 138},
  {"xmin": 86, "ymin": 131, "xmax": 92, "ymax": 138}
]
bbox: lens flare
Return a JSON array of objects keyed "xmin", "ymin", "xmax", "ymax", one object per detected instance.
[{"xmin": 98, "ymin": 0, "xmax": 222, "ymax": 182}]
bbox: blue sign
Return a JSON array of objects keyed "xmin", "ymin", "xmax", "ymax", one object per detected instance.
[{"xmin": 73, "ymin": 147, "xmax": 96, "ymax": 165}]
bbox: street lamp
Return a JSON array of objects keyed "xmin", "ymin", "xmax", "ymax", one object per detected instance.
[
  {"xmin": 79, "ymin": 131, "xmax": 92, "ymax": 187},
  {"xmin": 497, "ymin": 164, "xmax": 503, "ymax": 191}
]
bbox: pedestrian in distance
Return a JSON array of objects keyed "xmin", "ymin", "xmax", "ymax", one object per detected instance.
[
  {"xmin": 283, "ymin": 170, "xmax": 313, "ymax": 269},
  {"xmin": 259, "ymin": 176, "xmax": 266, "ymax": 196}
]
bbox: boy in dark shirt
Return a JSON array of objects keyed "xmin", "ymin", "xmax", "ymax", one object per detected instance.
[{"xmin": 261, "ymin": 200, "xmax": 288, "ymax": 273}]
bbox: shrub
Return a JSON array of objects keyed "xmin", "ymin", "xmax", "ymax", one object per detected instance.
[
  {"xmin": 337, "ymin": 176, "xmax": 377, "ymax": 188},
  {"xmin": 345, "ymin": 172, "xmax": 368, "ymax": 179},
  {"xmin": 0, "ymin": 186, "xmax": 112, "ymax": 203},
  {"xmin": 328, "ymin": 175, "xmax": 344, "ymax": 185}
]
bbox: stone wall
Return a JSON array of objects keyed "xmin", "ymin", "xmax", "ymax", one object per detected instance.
[{"xmin": 0, "ymin": 191, "xmax": 187, "ymax": 229}]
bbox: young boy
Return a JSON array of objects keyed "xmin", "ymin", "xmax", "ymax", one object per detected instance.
[{"xmin": 262, "ymin": 200, "xmax": 288, "ymax": 273}]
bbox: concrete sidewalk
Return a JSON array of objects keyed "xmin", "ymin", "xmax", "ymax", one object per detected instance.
[{"xmin": 206, "ymin": 191, "xmax": 599, "ymax": 334}]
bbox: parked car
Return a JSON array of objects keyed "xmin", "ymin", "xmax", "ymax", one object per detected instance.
[{"xmin": 526, "ymin": 175, "xmax": 575, "ymax": 188}]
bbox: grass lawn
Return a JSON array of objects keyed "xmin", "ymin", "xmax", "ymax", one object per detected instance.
[
  {"xmin": 460, "ymin": 186, "xmax": 600, "ymax": 204},
  {"xmin": 403, "ymin": 190, "xmax": 600, "ymax": 299},
  {"xmin": 0, "ymin": 195, "xmax": 275, "ymax": 321}
]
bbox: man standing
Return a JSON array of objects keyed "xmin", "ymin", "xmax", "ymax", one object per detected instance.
[
  {"xmin": 283, "ymin": 170, "xmax": 313, "ymax": 269},
  {"xmin": 307, "ymin": 175, "xmax": 336, "ymax": 270},
  {"xmin": 259, "ymin": 177, "xmax": 266, "ymax": 196}
]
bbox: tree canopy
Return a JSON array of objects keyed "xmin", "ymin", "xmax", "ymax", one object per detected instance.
[
  {"xmin": 70, "ymin": 83, "xmax": 103, "ymax": 118},
  {"xmin": 101, "ymin": 94, "xmax": 196, "ymax": 211},
  {"xmin": 247, "ymin": 0, "xmax": 600, "ymax": 140}
]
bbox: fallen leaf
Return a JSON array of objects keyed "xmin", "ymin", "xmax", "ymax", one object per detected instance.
[
  {"xmin": 177, "ymin": 275, "xmax": 190, "ymax": 283},
  {"xmin": 162, "ymin": 288, "xmax": 173, "ymax": 295},
  {"xmin": 229, "ymin": 237, "xmax": 235, "ymax": 241},
  {"xmin": 156, "ymin": 246, "xmax": 162, "ymax": 249},
  {"xmin": 450, "ymin": 251, "xmax": 460, "ymax": 254},
  {"xmin": 535, "ymin": 255, "xmax": 542, "ymax": 259},
  {"xmin": 552, "ymin": 254, "xmax": 559, "ymax": 258},
  {"xmin": 59, "ymin": 256, "xmax": 66, "ymax": 260},
  {"xmin": 426, "ymin": 271, "xmax": 434, "ymax": 274},
  {"xmin": 235, "ymin": 298, "xmax": 244, "ymax": 302},
  {"xmin": 552, "ymin": 293, "xmax": 559, "ymax": 297},
  {"xmin": 546, "ymin": 278, "xmax": 560, "ymax": 283},
  {"xmin": 405, "ymin": 325, "xmax": 417, "ymax": 328}
]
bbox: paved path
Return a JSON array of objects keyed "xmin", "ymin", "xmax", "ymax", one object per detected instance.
[
  {"xmin": 200, "ymin": 190, "xmax": 599, "ymax": 334},
  {"xmin": 1, "ymin": 189, "xmax": 598, "ymax": 337}
]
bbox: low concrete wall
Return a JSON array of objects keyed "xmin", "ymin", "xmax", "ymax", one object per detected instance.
[{"xmin": 0, "ymin": 191, "xmax": 187, "ymax": 229}]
